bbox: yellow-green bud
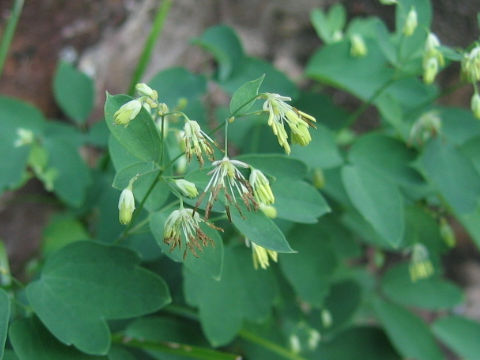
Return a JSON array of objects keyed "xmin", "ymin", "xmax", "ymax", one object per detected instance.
[
  {"xmin": 158, "ymin": 103, "xmax": 169, "ymax": 116},
  {"xmin": 462, "ymin": 47, "xmax": 480, "ymax": 82},
  {"xmin": 409, "ymin": 244, "xmax": 434, "ymax": 282},
  {"xmin": 321, "ymin": 309, "xmax": 333, "ymax": 328},
  {"xmin": 174, "ymin": 179, "xmax": 199, "ymax": 198},
  {"xmin": 249, "ymin": 168, "xmax": 275, "ymax": 204},
  {"xmin": 403, "ymin": 7, "xmax": 418, "ymax": 36},
  {"xmin": 423, "ymin": 57, "xmax": 439, "ymax": 84},
  {"xmin": 471, "ymin": 93, "xmax": 480, "ymax": 120},
  {"xmin": 118, "ymin": 184, "xmax": 135, "ymax": 225},
  {"xmin": 260, "ymin": 203, "xmax": 277, "ymax": 219},
  {"xmin": 14, "ymin": 128, "xmax": 34, "ymax": 147},
  {"xmin": 135, "ymin": 83, "xmax": 158, "ymax": 100},
  {"xmin": 440, "ymin": 218, "xmax": 456, "ymax": 247},
  {"xmin": 113, "ymin": 99, "xmax": 142, "ymax": 126},
  {"xmin": 312, "ymin": 168, "xmax": 325, "ymax": 189},
  {"xmin": 350, "ymin": 34, "xmax": 367, "ymax": 57}
]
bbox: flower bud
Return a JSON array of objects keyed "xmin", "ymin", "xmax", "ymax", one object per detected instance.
[
  {"xmin": 260, "ymin": 203, "xmax": 277, "ymax": 219},
  {"xmin": 409, "ymin": 244, "xmax": 434, "ymax": 282},
  {"xmin": 113, "ymin": 99, "xmax": 142, "ymax": 126},
  {"xmin": 135, "ymin": 83, "xmax": 158, "ymax": 100},
  {"xmin": 321, "ymin": 309, "xmax": 333, "ymax": 328},
  {"xmin": 440, "ymin": 218, "xmax": 456, "ymax": 247},
  {"xmin": 250, "ymin": 241, "xmax": 278, "ymax": 270},
  {"xmin": 118, "ymin": 184, "xmax": 135, "ymax": 225},
  {"xmin": 403, "ymin": 7, "xmax": 418, "ymax": 36},
  {"xmin": 312, "ymin": 168, "xmax": 325, "ymax": 189},
  {"xmin": 14, "ymin": 128, "xmax": 34, "ymax": 147},
  {"xmin": 462, "ymin": 47, "xmax": 480, "ymax": 82},
  {"xmin": 379, "ymin": 0, "xmax": 397, "ymax": 5},
  {"xmin": 471, "ymin": 93, "xmax": 480, "ymax": 120},
  {"xmin": 250, "ymin": 168, "xmax": 275, "ymax": 205},
  {"xmin": 174, "ymin": 179, "xmax": 199, "ymax": 198},
  {"xmin": 350, "ymin": 34, "xmax": 367, "ymax": 57},
  {"xmin": 423, "ymin": 57, "xmax": 438, "ymax": 84}
]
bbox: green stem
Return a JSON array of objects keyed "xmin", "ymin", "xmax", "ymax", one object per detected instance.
[
  {"xmin": 164, "ymin": 305, "xmax": 306, "ymax": 360},
  {"xmin": 127, "ymin": 0, "xmax": 172, "ymax": 95},
  {"xmin": 224, "ymin": 118, "xmax": 229, "ymax": 156},
  {"xmin": 238, "ymin": 330, "xmax": 308, "ymax": 360},
  {"xmin": 342, "ymin": 77, "xmax": 397, "ymax": 129},
  {"xmin": 0, "ymin": 0, "xmax": 24, "ymax": 79}
]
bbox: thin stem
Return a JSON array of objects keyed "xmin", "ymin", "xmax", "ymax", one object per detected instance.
[
  {"xmin": 0, "ymin": 0, "xmax": 24, "ymax": 79},
  {"xmin": 224, "ymin": 118, "xmax": 229, "ymax": 156},
  {"xmin": 342, "ymin": 77, "xmax": 397, "ymax": 129},
  {"xmin": 112, "ymin": 334, "xmax": 241, "ymax": 360},
  {"xmin": 163, "ymin": 305, "xmax": 306, "ymax": 360},
  {"xmin": 127, "ymin": 0, "xmax": 172, "ymax": 95},
  {"xmin": 160, "ymin": 114, "xmax": 166, "ymax": 166},
  {"xmin": 238, "ymin": 330, "xmax": 308, "ymax": 360},
  {"xmin": 126, "ymin": 215, "xmax": 151, "ymax": 235}
]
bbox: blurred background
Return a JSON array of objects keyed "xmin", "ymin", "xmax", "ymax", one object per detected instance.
[{"xmin": 1, "ymin": 0, "xmax": 480, "ymax": 326}]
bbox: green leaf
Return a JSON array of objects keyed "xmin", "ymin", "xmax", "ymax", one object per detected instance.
[
  {"xmin": 236, "ymin": 154, "xmax": 307, "ymax": 180},
  {"xmin": 150, "ymin": 209, "xmax": 224, "ymax": 280},
  {"xmin": 280, "ymin": 224, "xmax": 337, "ymax": 306},
  {"xmin": 342, "ymin": 165, "xmax": 404, "ymax": 247},
  {"xmin": 9, "ymin": 317, "xmax": 103, "ymax": 360},
  {"xmin": 306, "ymin": 40, "xmax": 392, "ymax": 101},
  {"xmin": 194, "ymin": 25, "xmax": 244, "ymax": 81},
  {"xmin": 53, "ymin": 61, "xmax": 94, "ymax": 124},
  {"xmin": 440, "ymin": 107, "xmax": 480, "ymax": 146},
  {"xmin": 327, "ymin": 4, "xmax": 346, "ymax": 33},
  {"xmin": 26, "ymin": 241, "xmax": 171, "ymax": 355},
  {"xmin": 108, "ymin": 136, "xmax": 139, "ymax": 171},
  {"xmin": 148, "ymin": 67, "xmax": 207, "ymax": 109},
  {"xmin": 432, "ymin": 315, "xmax": 480, "ymax": 360},
  {"xmin": 348, "ymin": 133, "xmax": 424, "ymax": 187},
  {"xmin": 313, "ymin": 326, "xmax": 400, "ymax": 360},
  {"xmin": 219, "ymin": 57, "xmax": 298, "ymax": 99},
  {"xmin": 108, "ymin": 346, "xmax": 135, "ymax": 360},
  {"xmin": 272, "ymin": 179, "xmax": 330, "ymax": 223},
  {"xmin": 381, "ymin": 263, "xmax": 463, "ymax": 310},
  {"xmin": 0, "ymin": 96, "xmax": 45, "ymax": 192},
  {"xmin": 42, "ymin": 215, "xmax": 90, "ymax": 255},
  {"xmin": 0, "ymin": 289, "xmax": 10, "ymax": 359},
  {"xmin": 44, "ymin": 137, "xmax": 92, "ymax": 207},
  {"xmin": 420, "ymin": 138, "xmax": 480, "ymax": 214},
  {"xmin": 105, "ymin": 94, "xmax": 161, "ymax": 163},
  {"xmin": 229, "ymin": 74, "xmax": 264, "ymax": 115},
  {"xmin": 373, "ymin": 298, "xmax": 445, "ymax": 360},
  {"xmin": 184, "ymin": 246, "xmax": 277, "ymax": 346},
  {"xmin": 310, "ymin": 9, "xmax": 331, "ymax": 43},
  {"xmin": 112, "ymin": 161, "xmax": 158, "ymax": 190},
  {"xmin": 290, "ymin": 124, "xmax": 343, "ymax": 169},
  {"xmin": 231, "ymin": 207, "xmax": 293, "ymax": 253}
]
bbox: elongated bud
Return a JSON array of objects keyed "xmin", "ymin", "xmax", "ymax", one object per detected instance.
[
  {"xmin": 403, "ymin": 7, "xmax": 418, "ymax": 36},
  {"xmin": 249, "ymin": 168, "xmax": 275, "ymax": 204},
  {"xmin": 350, "ymin": 34, "xmax": 367, "ymax": 57},
  {"xmin": 471, "ymin": 93, "xmax": 480, "ymax": 119},
  {"xmin": 14, "ymin": 128, "xmax": 34, "ymax": 147},
  {"xmin": 379, "ymin": 0, "xmax": 397, "ymax": 5},
  {"xmin": 135, "ymin": 83, "xmax": 158, "ymax": 101},
  {"xmin": 118, "ymin": 182, "xmax": 135, "ymax": 225},
  {"xmin": 423, "ymin": 57, "xmax": 439, "ymax": 84},
  {"xmin": 312, "ymin": 168, "xmax": 325, "ymax": 189},
  {"xmin": 462, "ymin": 47, "xmax": 480, "ymax": 82},
  {"xmin": 113, "ymin": 99, "xmax": 142, "ymax": 126},
  {"xmin": 259, "ymin": 203, "xmax": 277, "ymax": 219},
  {"xmin": 409, "ymin": 244, "xmax": 434, "ymax": 282},
  {"xmin": 440, "ymin": 218, "xmax": 456, "ymax": 247},
  {"xmin": 174, "ymin": 179, "xmax": 199, "ymax": 198}
]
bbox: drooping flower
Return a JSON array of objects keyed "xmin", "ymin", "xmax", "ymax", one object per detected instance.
[
  {"xmin": 13, "ymin": 128, "xmax": 34, "ymax": 147},
  {"xmin": 113, "ymin": 99, "xmax": 142, "ymax": 126},
  {"xmin": 246, "ymin": 239, "xmax": 278, "ymax": 270},
  {"xmin": 409, "ymin": 244, "xmax": 434, "ymax": 282},
  {"xmin": 471, "ymin": 93, "xmax": 480, "ymax": 119},
  {"xmin": 183, "ymin": 120, "xmax": 215, "ymax": 166},
  {"xmin": 262, "ymin": 93, "xmax": 316, "ymax": 154},
  {"xmin": 174, "ymin": 179, "xmax": 199, "ymax": 198},
  {"xmin": 198, "ymin": 157, "xmax": 257, "ymax": 220},
  {"xmin": 422, "ymin": 33, "xmax": 444, "ymax": 84},
  {"xmin": 249, "ymin": 168, "xmax": 275, "ymax": 205},
  {"xmin": 461, "ymin": 46, "xmax": 480, "ymax": 82},
  {"xmin": 135, "ymin": 83, "xmax": 158, "ymax": 101},
  {"xmin": 163, "ymin": 207, "xmax": 221, "ymax": 259},
  {"xmin": 423, "ymin": 57, "xmax": 439, "ymax": 84},
  {"xmin": 350, "ymin": 34, "xmax": 367, "ymax": 57},
  {"xmin": 118, "ymin": 183, "xmax": 136, "ymax": 225},
  {"xmin": 409, "ymin": 111, "xmax": 441, "ymax": 145}
]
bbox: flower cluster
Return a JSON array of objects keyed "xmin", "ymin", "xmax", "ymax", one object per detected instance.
[
  {"xmin": 262, "ymin": 93, "xmax": 316, "ymax": 154},
  {"xmin": 163, "ymin": 208, "xmax": 221, "ymax": 259},
  {"xmin": 198, "ymin": 157, "xmax": 257, "ymax": 220},
  {"xmin": 422, "ymin": 33, "xmax": 445, "ymax": 84},
  {"xmin": 113, "ymin": 83, "xmax": 159, "ymax": 127}
]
